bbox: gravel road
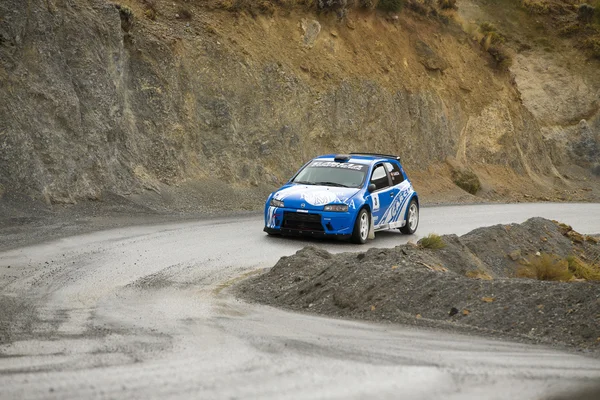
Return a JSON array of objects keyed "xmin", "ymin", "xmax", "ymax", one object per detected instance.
[{"xmin": 1, "ymin": 203, "xmax": 600, "ymax": 399}]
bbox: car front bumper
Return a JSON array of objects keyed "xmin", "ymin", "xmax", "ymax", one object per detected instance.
[
  {"xmin": 263, "ymin": 226, "xmax": 351, "ymax": 240},
  {"xmin": 264, "ymin": 207, "xmax": 354, "ymax": 239}
]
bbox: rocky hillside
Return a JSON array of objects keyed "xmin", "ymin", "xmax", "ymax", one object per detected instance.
[{"xmin": 0, "ymin": 0, "xmax": 598, "ymax": 214}]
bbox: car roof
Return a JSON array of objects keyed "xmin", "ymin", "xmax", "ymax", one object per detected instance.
[{"xmin": 315, "ymin": 154, "xmax": 400, "ymax": 165}]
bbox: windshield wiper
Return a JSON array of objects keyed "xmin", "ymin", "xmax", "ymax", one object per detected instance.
[
  {"xmin": 293, "ymin": 180, "xmax": 314, "ymax": 185},
  {"xmin": 314, "ymin": 181, "xmax": 350, "ymax": 188}
]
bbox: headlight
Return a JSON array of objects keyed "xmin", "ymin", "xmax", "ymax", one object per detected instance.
[
  {"xmin": 270, "ymin": 198, "xmax": 284, "ymax": 207},
  {"xmin": 324, "ymin": 204, "xmax": 348, "ymax": 212}
]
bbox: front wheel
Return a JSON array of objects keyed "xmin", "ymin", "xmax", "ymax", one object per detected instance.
[
  {"xmin": 400, "ymin": 199, "xmax": 419, "ymax": 234},
  {"xmin": 351, "ymin": 208, "xmax": 370, "ymax": 244}
]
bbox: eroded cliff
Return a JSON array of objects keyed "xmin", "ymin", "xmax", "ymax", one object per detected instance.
[{"xmin": 0, "ymin": 0, "xmax": 598, "ymax": 214}]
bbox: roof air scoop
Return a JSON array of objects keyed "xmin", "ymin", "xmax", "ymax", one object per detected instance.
[{"xmin": 334, "ymin": 154, "xmax": 351, "ymax": 162}]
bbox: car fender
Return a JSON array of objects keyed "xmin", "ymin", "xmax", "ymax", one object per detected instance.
[{"xmin": 403, "ymin": 193, "xmax": 419, "ymax": 224}]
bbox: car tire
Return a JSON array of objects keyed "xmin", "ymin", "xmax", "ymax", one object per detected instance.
[
  {"xmin": 351, "ymin": 208, "xmax": 370, "ymax": 244},
  {"xmin": 400, "ymin": 198, "xmax": 419, "ymax": 235}
]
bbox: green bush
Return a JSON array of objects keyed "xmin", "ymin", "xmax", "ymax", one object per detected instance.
[{"xmin": 377, "ymin": 0, "xmax": 404, "ymax": 12}]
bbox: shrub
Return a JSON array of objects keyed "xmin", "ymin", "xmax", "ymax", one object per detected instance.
[
  {"xmin": 318, "ymin": 0, "xmax": 348, "ymax": 9},
  {"xmin": 142, "ymin": 0, "xmax": 157, "ymax": 16},
  {"xmin": 418, "ymin": 234, "xmax": 446, "ymax": 250},
  {"xmin": 377, "ymin": 0, "xmax": 404, "ymax": 12},
  {"xmin": 359, "ymin": 0, "xmax": 378, "ymax": 8},
  {"xmin": 558, "ymin": 23, "xmax": 581, "ymax": 36},
  {"xmin": 115, "ymin": 4, "xmax": 134, "ymax": 32},
  {"xmin": 583, "ymin": 37, "xmax": 600, "ymax": 58},
  {"xmin": 177, "ymin": 6, "xmax": 193, "ymax": 20},
  {"xmin": 145, "ymin": 8, "xmax": 157, "ymax": 20},
  {"xmin": 487, "ymin": 44, "xmax": 514, "ymax": 69},
  {"xmin": 406, "ymin": 0, "xmax": 428, "ymax": 15},
  {"xmin": 566, "ymin": 256, "xmax": 600, "ymax": 281},
  {"xmin": 479, "ymin": 22, "xmax": 497, "ymax": 35},
  {"xmin": 452, "ymin": 169, "xmax": 481, "ymax": 195},
  {"xmin": 517, "ymin": 254, "xmax": 574, "ymax": 281},
  {"xmin": 465, "ymin": 270, "xmax": 493, "ymax": 280},
  {"xmin": 522, "ymin": 0, "xmax": 550, "ymax": 15},
  {"xmin": 578, "ymin": 4, "xmax": 596, "ymax": 24},
  {"xmin": 438, "ymin": 0, "xmax": 457, "ymax": 10}
]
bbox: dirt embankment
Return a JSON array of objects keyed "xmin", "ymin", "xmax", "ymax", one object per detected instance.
[
  {"xmin": 238, "ymin": 217, "xmax": 600, "ymax": 354},
  {"xmin": 0, "ymin": 0, "xmax": 599, "ymax": 219}
]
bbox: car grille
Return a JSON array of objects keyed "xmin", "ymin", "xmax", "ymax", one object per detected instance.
[{"xmin": 282, "ymin": 212, "xmax": 324, "ymax": 232}]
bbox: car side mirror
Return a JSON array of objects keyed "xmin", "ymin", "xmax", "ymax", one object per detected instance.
[{"xmin": 368, "ymin": 183, "xmax": 376, "ymax": 192}]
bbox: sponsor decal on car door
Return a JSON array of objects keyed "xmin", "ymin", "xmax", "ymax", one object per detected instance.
[
  {"xmin": 372, "ymin": 186, "xmax": 397, "ymax": 228},
  {"xmin": 372, "ymin": 193, "xmax": 380, "ymax": 211}
]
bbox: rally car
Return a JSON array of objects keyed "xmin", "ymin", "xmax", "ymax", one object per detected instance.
[{"xmin": 264, "ymin": 153, "xmax": 419, "ymax": 244}]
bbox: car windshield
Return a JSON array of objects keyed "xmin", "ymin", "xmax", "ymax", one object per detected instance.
[{"xmin": 292, "ymin": 161, "xmax": 368, "ymax": 188}]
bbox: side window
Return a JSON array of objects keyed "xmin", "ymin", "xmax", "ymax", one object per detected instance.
[
  {"xmin": 385, "ymin": 162, "xmax": 405, "ymax": 185},
  {"xmin": 370, "ymin": 164, "xmax": 390, "ymax": 190}
]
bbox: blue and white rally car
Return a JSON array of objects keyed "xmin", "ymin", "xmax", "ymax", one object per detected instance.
[{"xmin": 264, "ymin": 153, "xmax": 419, "ymax": 244}]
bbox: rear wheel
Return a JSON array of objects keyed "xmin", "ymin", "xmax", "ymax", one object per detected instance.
[
  {"xmin": 351, "ymin": 208, "xmax": 370, "ymax": 244},
  {"xmin": 400, "ymin": 199, "xmax": 419, "ymax": 234}
]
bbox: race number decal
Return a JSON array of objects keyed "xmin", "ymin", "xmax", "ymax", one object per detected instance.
[{"xmin": 372, "ymin": 193, "xmax": 380, "ymax": 211}]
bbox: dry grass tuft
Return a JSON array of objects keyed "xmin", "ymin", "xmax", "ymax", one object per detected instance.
[
  {"xmin": 517, "ymin": 253, "xmax": 573, "ymax": 282},
  {"xmin": 465, "ymin": 269, "xmax": 493, "ymax": 280},
  {"xmin": 418, "ymin": 234, "xmax": 446, "ymax": 250},
  {"xmin": 566, "ymin": 256, "xmax": 600, "ymax": 281}
]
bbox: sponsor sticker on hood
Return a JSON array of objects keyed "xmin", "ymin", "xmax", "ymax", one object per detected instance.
[{"xmin": 273, "ymin": 185, "xmax": 360, "ymax": 207}]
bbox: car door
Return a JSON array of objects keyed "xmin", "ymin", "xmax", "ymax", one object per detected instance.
[
  {"xmin": 379, "ymin": 161, "xmax": 413, "ymax": 227},
  {"xmin": 369, "ymin": 163, "xmax": 397, "ymax": 229}
]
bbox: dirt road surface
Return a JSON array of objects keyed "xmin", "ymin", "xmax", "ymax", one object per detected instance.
[{"xmin": 1, "ymin": 203, "xmax": 600, "ymax": 399}]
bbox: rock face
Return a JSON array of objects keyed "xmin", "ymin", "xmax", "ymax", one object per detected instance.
[
  {"xmin": 457, "ymin": 0, "xmax": 600, "ymax": 178},
  {"xmin": 0, "ymin": 0, "xmax": 596, "ymax": 208}
]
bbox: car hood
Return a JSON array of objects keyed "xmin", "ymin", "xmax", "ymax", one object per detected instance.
[{"xmin": 273, "ymin": 184, "xmax": 361, "ymax": 210}]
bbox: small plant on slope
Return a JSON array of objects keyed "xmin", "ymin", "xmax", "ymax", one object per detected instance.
[
  {"xmin": 418, "ymin": 234, "xmax": 446, "ymax": 250},
  {"xmin": 517, "ymin": 253, "xmax": 573, "ymax": 282}
]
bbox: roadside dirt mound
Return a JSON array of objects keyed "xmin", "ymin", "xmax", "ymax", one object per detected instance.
[{"xmin": 237, "ymin": 218, "xmax": 600, "ymax": 354}]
